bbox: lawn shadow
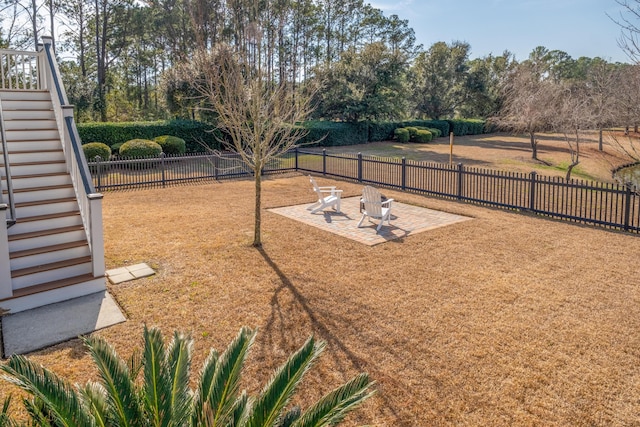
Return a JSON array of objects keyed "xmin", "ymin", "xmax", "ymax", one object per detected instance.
[{"xmin": 256, "ymin": 246, "xmax": 418, "ymax": 425}]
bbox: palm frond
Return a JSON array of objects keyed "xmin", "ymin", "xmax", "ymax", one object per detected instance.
[
  {"xmin": 0, "ymin": 395, "xmax": 18, "ymax": 427},
  {"xmin": 80, "ymin": 383, "xmax": 109, "ymax": 427},
  {"xmin": 245, "ymin": 336, "xmax": 325, "ymax": 427},
  {"xmin": 205, "ymin": 327, "xmax": 256, "ymax": 426},
  {"xmin": 276, "ymin": 406, "xmax": 300, "ymax": 427},
  {"xmin": 191, "ymin": 348, "xmax": 218, "ymax": 427},
  {"xmin": 0, "ymin": 355, "xmax": 94, "ymax": 427},
  {"xmin": 128, "ymin": 349, "xmax": 143, "ymax": 382},
  {"xmin": 22, "ymin": 398, "xmax": 53, "ymax": 427},
  {"xmin": 228, "ymin": 392, "xmax": 250, "ymax": 427},
  {"xmin": 291, "ymin": 374, "xmax": 375, "ymax": 427},
  {"xmin": 141, "ymin": 326, "xmax": 170, "ymax": 427},
  {"xmin": 165, "ymin": 331, "xmax": 193, "ymax": 427},
  {"xmin": 83, "ymin": 335, "xmax": 142, "ymax": 427}
]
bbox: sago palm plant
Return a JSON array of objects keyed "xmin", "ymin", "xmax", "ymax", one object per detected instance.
[{"xmin": 0, "ymin": 326, "xmax": 374, "ymax": 427}]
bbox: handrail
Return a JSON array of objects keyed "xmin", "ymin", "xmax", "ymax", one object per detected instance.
[
  {"xmin": 40, "ymin": 36, "xmax": 104, "ymax": 276},
  {"xmin": 0, "ymin": 49, "xmax": 40, "ymax": 90},
  {"xmin": 0, "ymin": 95, "xmax": 15, "ymax": 227}
]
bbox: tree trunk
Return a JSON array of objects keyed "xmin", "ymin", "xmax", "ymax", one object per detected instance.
[
  {"xmin": 529, "ymin": 131, "xmax": 538, "ymax": 160},
  {"xmin": 599, "ymin": 127, "xmax": 603, "ymax": 151},
  {"xmin": 253, "ymin": 165, "xmax": 262, "ymax": 247}
]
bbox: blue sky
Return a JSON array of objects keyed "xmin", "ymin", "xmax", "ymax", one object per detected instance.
[{"xmin": 371, "ymin": 0, "xmax": 631, "ymax": 63}]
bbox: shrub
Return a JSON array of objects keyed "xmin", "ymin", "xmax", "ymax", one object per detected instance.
[
  {"xmin": 81, "ymin": 142, "xmax": 111, "ymax": 161},
  {"xmin": 110, "ymin": 142, "xmax": 124, "ymax": 154},
  {"xmin": 413, "ymin": 129, "xmax": 433, "ymax": 143},
  {"xmin": 428, "ymin": 127, "xmax": 442, "ymax": 138},
  {"xmin": 154, "ymin": 135, "xmax": 186, "ymax": 155},
  {"xmin": 119, "ymin": 139, "xmax": 162, "ymax": 158},
  {"xmin": 403, "ymin": 120, "xmax": 450, "ymax": 137},
  {"xmin": 394, "ymin": 127, "xmax": 410, "ymax": 143},
  {"xmin": 77, "ymin": 120, "xmax": 220, "ymax": 152},
  {"xmin": 405, "ymin": 127, "xmax": 419, "ymax": 139}
]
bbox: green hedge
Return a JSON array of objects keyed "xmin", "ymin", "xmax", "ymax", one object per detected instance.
[
  {"xmin": 403, "ymin": 120, "xmax": 450, "ymax": 137},
  {"xmin": 299, "ymin": 121, "xmax": 370, "ymax": 147},
  {"xmin": 368, "ymin": 121, "xmax": 400, "ymax": 142},
  {"xmin": 77, "ymin": 120, "xmax": 220, "ymax": 153},
  {"xmin": 446, "ymin": 119, "xmax": 487, "ymax": 136}
]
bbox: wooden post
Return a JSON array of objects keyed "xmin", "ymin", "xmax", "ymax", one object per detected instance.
[{"xmin": 449, "ymin": 132, "xmax": 454, "ymax": 165}]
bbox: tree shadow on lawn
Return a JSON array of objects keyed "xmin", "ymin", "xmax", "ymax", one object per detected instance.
[{"xmin": 255, "ymin": 246, "xmax": 424, "ymax": 425}]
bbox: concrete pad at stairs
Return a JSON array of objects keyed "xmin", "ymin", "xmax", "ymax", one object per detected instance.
[{"xmin": 2, "ymin": 291, "xmax": 126, "ymax": 357}]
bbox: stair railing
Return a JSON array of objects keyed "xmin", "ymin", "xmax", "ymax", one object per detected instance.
[
  {"xmin": 0, "ymin": 98, "xmax": 16, "ymax": 227},
  {"xmin": 38, "ymin": 36, "xmax": 105, "ymax": 278},
  {"xmin": 0, "ymin": 49, "xmax": 40, "ymax": 90}
]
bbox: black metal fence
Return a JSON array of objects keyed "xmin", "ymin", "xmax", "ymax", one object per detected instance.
[{"xmin": 89, "ymin": 148, "xmax": 640, "ymax": 234}]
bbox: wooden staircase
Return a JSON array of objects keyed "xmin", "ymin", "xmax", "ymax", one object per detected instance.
[{"xmin": 0, "ymin": 88, "xmax": 105, "ymax": 313}]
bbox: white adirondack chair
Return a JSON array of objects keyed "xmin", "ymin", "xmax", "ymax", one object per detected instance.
[
  {"xmin": 307, "ymin": 175, "xmax": 343, "ymax": 213},
  {"xmin": 357, "ymin": 185, "xmax": 394, "ymax": 232}
]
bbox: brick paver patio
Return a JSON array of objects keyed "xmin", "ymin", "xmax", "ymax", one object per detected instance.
[{"xmin": 268, "ymin": 196, "xmax": 472, "ymax": 246}]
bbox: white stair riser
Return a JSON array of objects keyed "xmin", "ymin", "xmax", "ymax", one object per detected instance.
[
  {"xmin": 13, "ymin": 262, "xmax": 93, "ymax": 289},
  {"xmin": 7, "ymin": 174, "xmax": 71, "ymax": 190},
  {"xmin": 9, "ymin": 162, "xmax": 66, "ymax": 175},
  {"xmin": 3, "ymin": 119, "xmax": 57, "ymax": 131},
  {"xmin": 2, "ymin": 100, "xmax": 53, "ymax": 111},
  {"xmin": 0, "ymin": 279, "xmax": 107, "ymax": 314},
  {"xmin": 15, "ymin": 200, "xmax": 77, "ymax": 217},
  {"xmin": 6, "ymin": 140, "xmax": 62, "ymax": 152},
  {"xmin": 2, "ymin": 109, "xmax": 55, "ymax": 120},
  {"xmin": 9, "ymin": 151, "xmax": 65, "ymax": 164},
  {"xmin": 10, "ymin": 214, "xmax": 82, "ymax": 235},
  {"xmin": 10, "ymin": 245, "xmax": 90, "ymax": 271},
  {"xmin": 12, "ymin": 187, "xmax": 75, "ymax": 204},
  {"xmin": 8, "ymin": 229, "xmax": 86, "ymax": 252},
  {"xmin": 5, "ymin": 129, "xmax": 60, "ymax": 141},
  {"xmin": 0, "ymin": 91, "xmax": 51, "ymax": 102}
]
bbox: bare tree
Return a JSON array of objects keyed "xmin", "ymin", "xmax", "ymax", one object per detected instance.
[
  {"xmin": 552, "ymin": 81, "xmax": 596, "ymax": 180},
  {"xmin": 610, "ymin": 0, "xmax": 640, "ymax": 62},
  {"xmin": 491, "ymin": 62, "xmax": 556, "ymax": 160},
  {"xmin": 177, "ymin": 46, "xmax": 315, "ymax": 246}
]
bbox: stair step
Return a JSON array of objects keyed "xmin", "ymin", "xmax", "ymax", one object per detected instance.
[
  {"xmin": 1, "ymin": 100, "xmax": 53, "ymax": 111},
  {"xmin": 5, "ymin": 140, "xmax": 62, "ymax": 152},
  {"xmin": 9, "ymin": 183, "xmax": 75, "ymax": 204},
  {"xmin": 8, "ymin": 159, "xmax": 66, "ymax": 175},
  {"xmin": 8, "ymin": 150, "xmax": 65, "ymax": 165},
  {"xmin": 2, "ymin": 172, "xmax": 70, "ymax": 190},
  {"xmin": 0, "ymin": 90, "xmax": 51, "ymax": 102},
  {"xmin": 1, "ymin": 109, "xmax": 55, "ymax": 121},
  {"xmin": 9, "ymin": 210, "xmax": 82, "ymax": 235},
  {"xmin": 4, "ymin": 129, "xmax": 59, "ymax": 141},
  {"xmin": 12, "ymin": 184, "xmax": 73, "ymax": 194},
  {"xmin": 8, "ymin": 224, "xmax": 84, "ymax": 241},
  {"xmin": 15, "ymin": 197, "xmax": 78, "ymax": 217},
  {"xmin": 6, "ymin": 273, "xmax": 98, "ymax": 300},
  {"xmin": 11, "ymin": 255, "xmax": 92, "ymax": 278},
  {"xmin": 10, "ymin": 240, "xmax": 88, "ymax": 259},
  {"xmin": 3, "ymin": 119, "xmax": 57, "ymax": 131}
]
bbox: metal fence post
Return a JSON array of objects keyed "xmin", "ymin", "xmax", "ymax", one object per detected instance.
[
  {"xmin": 529, "ymin": 171, "xmax": 537, "ymax": 211},
  {"xmin": 401, "ymin": 157, "xmax": 406, "ymax": 190},
  {"xmin": 95, "ymin": 156, "xmax": 102, "ymax": 192},
  {"xmin": 322, "ymin": 149, "xmax": 327, "ymax": 176},
  {"xmin": 457, "ymin": 163, "xmax": 464, "ymax": 200},
  {"xmin": 161, "ymin": 153, "xmax": 166, "ymax": 188},
  {"xmin": 358, "ymin": 152, "xmax": 363, "ymax": 183},
  {"xmin": 214, "ymin": 154, "xmax": 219, "ymax": 180},
  {"xmin": 624, "ymin": 184, "xmax": 632, "ymax": 231},
  {"xmin": 294, "ymin": 146, "xmax": 299, "ymax": 171}
]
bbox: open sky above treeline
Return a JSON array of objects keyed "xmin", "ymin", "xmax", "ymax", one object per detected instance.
[{"xmin": 373, "ymin": 0, "xmax": 630, "ymax": 63}]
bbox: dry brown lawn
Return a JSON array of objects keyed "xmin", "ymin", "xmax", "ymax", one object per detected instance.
[
  {"xmin": 314, "ymin": 131, "xmax": 634, "ymax": 183},
  {"xmin": 2, "ymin": 132, "xmax": 640, "ymax": 425},
  {"xmin": 2, "ymin": 169, "xmax": 640, "ymax": 426}
]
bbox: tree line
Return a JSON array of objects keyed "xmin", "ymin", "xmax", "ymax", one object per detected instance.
[{"xmin": 2, "ymin": 0, "xmax": 640, "ymax": 133}]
